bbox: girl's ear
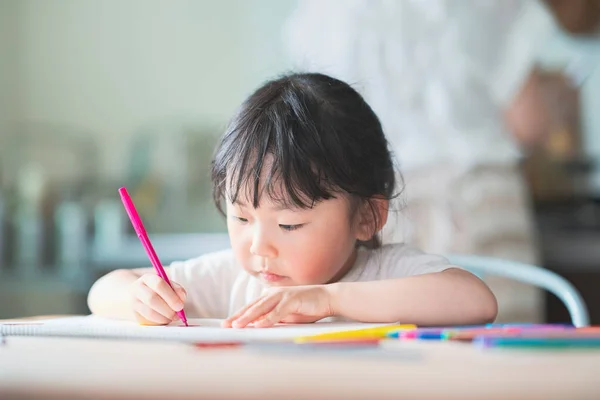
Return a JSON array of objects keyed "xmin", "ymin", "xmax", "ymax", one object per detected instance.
[{"xmin": 355, "ymin": 198, "xmax": 389, "ymax": 241}]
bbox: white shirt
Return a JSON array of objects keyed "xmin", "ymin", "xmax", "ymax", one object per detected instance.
[
  {"xmin": 168, "ymin": 243, "xmax": 453, "ymax": 319},
  {"xmin": 283, "ymin": 0, "xmax": 554, "ymax": 172}
]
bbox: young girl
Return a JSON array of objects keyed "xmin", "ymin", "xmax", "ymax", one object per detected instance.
[{"xmin": 88, "ymin": 73, "xmax": 497, "ymax": 328}]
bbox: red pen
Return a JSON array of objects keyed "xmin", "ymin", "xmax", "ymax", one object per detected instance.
[{"xmin": 118, "ymin": 187, "xmax": 189, "ymax": 326}]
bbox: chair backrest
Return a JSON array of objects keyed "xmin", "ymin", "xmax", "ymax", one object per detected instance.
[{"xmin": 445, "ymin": 254, "xmax": 590, "ymax": 327}]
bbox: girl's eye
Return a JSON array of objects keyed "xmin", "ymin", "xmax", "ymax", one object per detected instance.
[
  {"xmin": 279, "ymin": 224, "xmax": 304, "ymax": 232},
  {"xmin": 233, "ymin": 216, "xmax": 248, "ymax": 224}
]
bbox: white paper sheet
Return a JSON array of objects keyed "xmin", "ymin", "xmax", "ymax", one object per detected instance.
[{"xmin": 0, "ymin": 316, "xmax": 389, "ymax": 342}]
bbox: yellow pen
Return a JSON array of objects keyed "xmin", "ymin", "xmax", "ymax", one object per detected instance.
[{"xmin": 294, "ymin": 324, "xmax": 416, "ymax": 343}]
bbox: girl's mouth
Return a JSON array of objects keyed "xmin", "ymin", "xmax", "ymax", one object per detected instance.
[{"xmin": 260, "ymin": 272, "xmax": 286, "ymax": 282}]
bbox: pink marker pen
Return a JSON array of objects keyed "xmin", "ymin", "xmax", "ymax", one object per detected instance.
[{"xmin": 118, "ymin": 187, "xmax": 188, "ymax": 326}]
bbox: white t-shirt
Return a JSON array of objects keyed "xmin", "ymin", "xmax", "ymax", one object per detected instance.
[{"xmin": 168, "ymin": 243, "xmax": 454, "ymax": 319}]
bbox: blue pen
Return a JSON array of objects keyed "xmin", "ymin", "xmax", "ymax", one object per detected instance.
[{"xmin": 416, "ymin": 331, "xmax": 445, "ymax": 340}]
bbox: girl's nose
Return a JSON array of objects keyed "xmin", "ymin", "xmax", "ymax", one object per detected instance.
[{"xmin": 250, "ymin": 229, "xmax": 278, "ymax": 258}]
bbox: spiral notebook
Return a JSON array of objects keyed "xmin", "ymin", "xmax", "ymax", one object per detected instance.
[{"xmin": 0, "ymin": 316, "xmax": 387, "ymax": 343}]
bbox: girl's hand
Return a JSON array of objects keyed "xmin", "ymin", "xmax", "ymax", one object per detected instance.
[
  {"xmin": 223, "ymin": 285, "xmax": 335, "ymax": 328},
  {"xmin": 131, "ymin": 273, "xmax": 187, "ymax": 325}
]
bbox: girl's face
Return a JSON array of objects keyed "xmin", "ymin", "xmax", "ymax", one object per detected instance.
[{"xmin": 226, "ymin": 192, "xmax": 362, "ymax": 287}]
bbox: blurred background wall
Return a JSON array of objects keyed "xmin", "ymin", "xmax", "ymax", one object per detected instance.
[{"xmin": 0, "ymin": 0, "xmax": 297, "ymax": 317}]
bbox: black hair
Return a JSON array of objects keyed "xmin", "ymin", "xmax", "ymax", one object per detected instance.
[{"xmin": 211, "ymin": 72, "xmax": 400, "ymax": 248}]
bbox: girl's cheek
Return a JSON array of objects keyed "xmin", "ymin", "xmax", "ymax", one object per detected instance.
[{"xmin": 286, "ymin": 251, "xmax": 329, "ymax": 283}]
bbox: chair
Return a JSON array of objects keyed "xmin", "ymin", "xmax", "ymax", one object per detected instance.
[{"xmin": 445, "ymin": 254, "xmax": 590, "ymax": 327}]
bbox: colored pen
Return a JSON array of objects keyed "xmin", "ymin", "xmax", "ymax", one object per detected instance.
[
  {"xmin": 194, "ymin": 341, "xmax": 244, "ymax": 349},
  {"xmin": 396, "ymin": 329, "xmax": 446, "ymax": 340},
  {"xmin": 294, "ymin": 324, "xmax": 415, "ymax": 343},
  {"xmin": 444, "ymin": 327, "xmax": 524, "ymax": 341},
  {"xmin": 473, "ymin": 330, "xmax": 600, "ymax": 341},
  {"xmin": 118, "ymin": 187, "xmax": 188, "ymax": 326},
  {"xmin": 302, "ymin": 338, "xmax": 382, "ymax": 346},
  {"xmin": 194, "ymin": 339, "xmax": 381, "ymax": 350},
  {"xmin": 475, "ymin": 337, "xmax": 600, "ymax": 349},
  {"xmin": 387, "ymin": 325, "xmax": 482, "ymax": 339},
  {"xmin": 486, "ymin": 323, "xmax": 573, "ymax": 329}
]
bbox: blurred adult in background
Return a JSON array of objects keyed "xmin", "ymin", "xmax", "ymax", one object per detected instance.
[
  {"xmin": 544, "ymin": 0, "xmax": 600, "ymax": 35},
  {"xmin": 284, "ymin": 0, "xmax": 600, "ymax": 322}
]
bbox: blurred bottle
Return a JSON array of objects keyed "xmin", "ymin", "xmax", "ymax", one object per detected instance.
[
  {"xmin": 0, "ymin": 162, "xmax": 5, "ymax": 271},
  {"xmin": 14, "ymin": 163, "xmax": 45, "ymax": 276},
  {"xmin": 0, "ymin": 185, "xmax": 17, "ymax": 273},
  {"xmin": 55, "ymin": 189, "xmax": 87, "ymax": 279},
  {"xmin": 92, "ymin": 198, "xmax": 125, "ymax": 262},
  {"xmin": 0, "ymin": 190, "xmax": 4, "ymax": 272},
  {"xmin": 4, "ymin": 125, "xmax": 99, "ymax": 276}
]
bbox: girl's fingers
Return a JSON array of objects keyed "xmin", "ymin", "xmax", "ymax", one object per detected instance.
[
  {"xmin": 222, "ymin": 296, "xmax": 266, "ymax": 327},
  {"xmin": 231, "ymin": 295, "xmax": 281, "ymax": 328},
  {"xmin": 133, "ymin": 300, "xmax": 172, "ymax": 325},
  {"xmin": 279, "ymin": 313, "xmax": 319, "ymax": 324},
  {"xmin": 172, "ymin": 283, "xmax": 187, "ymax": 304},
  {"xmin": 253, "ymin": 300, "xmax": 294, "ymax": 328},
  {"xmin": 134, "ymin": 283, "xmax": 177, "ymax": 320},
  {"xmin": 141, "ymin": 274, "xmax": 185, "ymax": 311}
]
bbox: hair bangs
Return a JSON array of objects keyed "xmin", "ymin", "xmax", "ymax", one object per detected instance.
[{"xmin": 212, "ymin": 98, "xmax": 337, "ymax": 215}]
